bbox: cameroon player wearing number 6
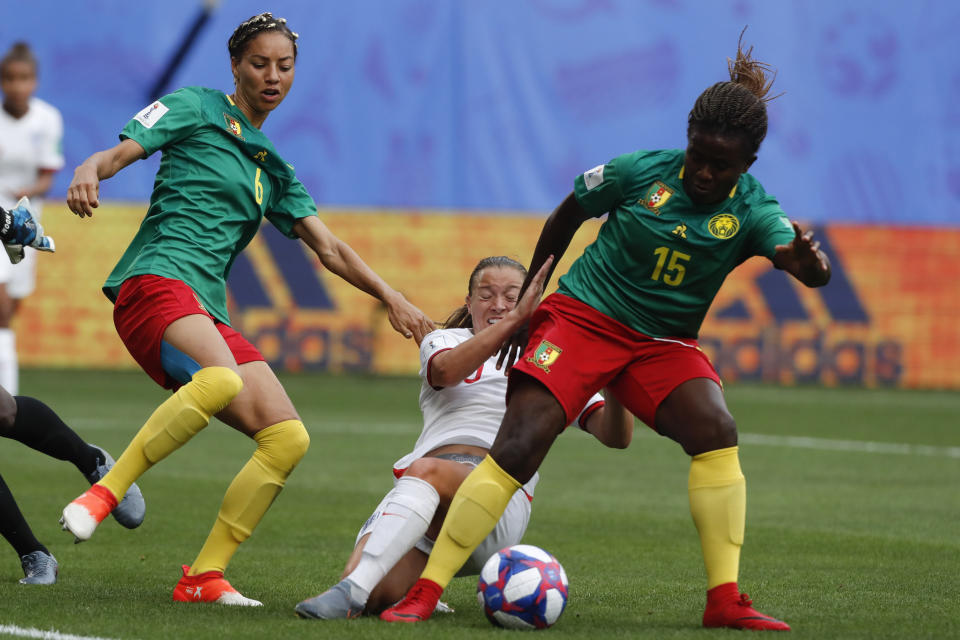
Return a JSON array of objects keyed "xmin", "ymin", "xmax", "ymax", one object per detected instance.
[
  {"xmin": 382, "ymin": 31, "xmax": 831, "ymax": 630},
  {"xmin": 61, "ymin": 13, "xmax": 433, "ymax": 606}
]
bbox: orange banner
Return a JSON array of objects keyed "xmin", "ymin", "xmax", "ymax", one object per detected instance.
[
  {"xmin": 698, "ymin": 224, "xmax": 960, "ymax": 388},
  {"xmin": 18, "ymin": 204, "xmax": 960, "ymax": 389}
]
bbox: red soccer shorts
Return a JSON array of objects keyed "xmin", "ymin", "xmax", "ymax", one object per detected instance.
[
  {"xmin": 113, "ymin": 274, "xmax": 263, "ymax": 390},
  {"xmin": 509, "ymin": 293, "xmax": 721, "ymax": 430}
]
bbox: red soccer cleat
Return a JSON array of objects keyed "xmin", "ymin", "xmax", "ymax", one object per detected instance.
[
  {"xmin": 60, "ymin": 484, "xmax": 118, "ymax": 542},
  {"xmin": 379, "ymin": 578, "xmax": 444, "ymax": 623},
  {"xmin": 172, "ymin": 565, "xmax": 262, "ymax": 607},
  {"xmin": 703, "ymin": 582, "xmax": 791, "ymax": 631}
]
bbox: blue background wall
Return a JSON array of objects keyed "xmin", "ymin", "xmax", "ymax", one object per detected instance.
[{"xmin": 6, "ymin": 0, "xmax": 958, "ymax": 224}]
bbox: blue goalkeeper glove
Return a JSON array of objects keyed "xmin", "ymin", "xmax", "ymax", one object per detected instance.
[{"xmin": 3, "ymin": 197, "xmax": 55, "ymax": 264}]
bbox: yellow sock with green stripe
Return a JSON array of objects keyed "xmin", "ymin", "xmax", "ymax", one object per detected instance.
[
  {"xmin": 98, "ymin": 367, "xmax": 243, "ymax": 502},
  {"xmin": 189, "ymin": 420, "xmax": 309, "ymax": 574},
  {"xmin": 421, "ymin": 455, "xmax": 521, "ymax": 589},
  {"xmin": 688, "ymin": 446, "xmax": 746, "ymax": 589}
]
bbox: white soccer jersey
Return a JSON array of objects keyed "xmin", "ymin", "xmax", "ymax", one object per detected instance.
[
  {"xmin": 393, "ymin": 327, "xmax": 605, "ymax": 498},
  {"xmin": 0, "ymin": 97, "xmax": 64, "ymax": 294},
  {"xmin": 0, "ymin": 97, "xmax": 64, "ymax": 212}
]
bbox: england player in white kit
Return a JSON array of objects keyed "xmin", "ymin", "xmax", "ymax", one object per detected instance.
[
  {"xmin": 296, "ymin": 256, "xmax": 634, "ymax": 619},
  {"xmin": 0, "ymin": 43, "xmax": 64, "ymax": 393}
]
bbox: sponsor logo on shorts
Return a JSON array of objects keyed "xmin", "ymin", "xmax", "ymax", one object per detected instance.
[
  {"xmin": 707, "ymin": 213, "xmax": 740, "ymax": 239},
  {"xmin": 641, "ymin": 181, "xmax": 674, "ymax": 214},
  {"xmin": 528, "ymin": 340, "xmax": 562, "ymax": 373}
]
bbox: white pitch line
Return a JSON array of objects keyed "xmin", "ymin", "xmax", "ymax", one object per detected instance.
[
  {"xmin": 0, "ymin": 624, "xmax": 118, "ymax": 640},
  {"xmin": 740, "ymin": 433, "xmax": 960, "ymax": 459}
]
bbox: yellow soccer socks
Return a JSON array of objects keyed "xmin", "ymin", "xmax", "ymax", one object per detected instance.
[
  {"xmin": 98, "ymin": 367, "xmax": 243, "ymax": 502},
  {"xmin": 421, "ymin": 455, "xmax": 521, "ymax": 589},
  {"xmin": 688, "ymin": 446, "xmax": 746, "ymax": 589},
  {"xmin": 189, "ymin": 419, "xmax": 309, "ymax": 574}
]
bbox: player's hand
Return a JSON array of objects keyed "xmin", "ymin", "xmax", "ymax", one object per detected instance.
[
  {"xmin": 2, "ymin": 198, "xmax": 55, "ymax": 262},
  {"xmin": 510, "ymin": 256, "xmax": 553, "ymax": 323},
  {"xmin": 66, "ymin": 164, "xmax": 101, "ymax": 218},
  {"xmin": 774, "ymin": 221, "xmax": 830, "ymax": 286},
  {"xmin": 496, "ymin": 324, "xmax": 529, "ymax": 373},
  {"xmin": 497, "ymin": 255, "xmax": 554, "ymax": 371},
  {"xmin": 4, "ymin": 236, "xmax": 54, "ymax": 264},
  {"xmin": 774, "ymin": 221, "xmax": 820, "ymax": 265},
  {"xmin": 385, "ymin": 291, "xmax": 435, "ymax": 345}
]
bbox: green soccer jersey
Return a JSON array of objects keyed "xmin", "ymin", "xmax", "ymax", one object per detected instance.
[
  {"xmin": 557, "ymin": 149, "xmax": 795, "ymax": 338},
  {"xmin": 104, "ymin": 86, "xmax": 317, "ymax": 325}
]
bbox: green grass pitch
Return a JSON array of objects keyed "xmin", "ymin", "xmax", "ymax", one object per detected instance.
[{"xmin": 0, "ymin": 369, "xmax": 956, "ymax": 639}]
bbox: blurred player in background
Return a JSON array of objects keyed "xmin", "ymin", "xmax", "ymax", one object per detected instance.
[
  {"xmin": 295, "ymin": 255, "xmax": 633, "ymax": 619},
  {"xmin": 0, "ymin": 207, "xmax": 143, "ymax": 585},
  {"xmin": 383, "ymin": 32, "xmax": 831, "ymax": 631},
  {"xmin": 0, "ymin": 42, "xmax": 64, "ymax": 394},
  {"xmin": 59, "ymin": 12, "xmax": 433, "ymax": 606}
]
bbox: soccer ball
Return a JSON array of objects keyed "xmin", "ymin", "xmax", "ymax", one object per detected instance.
[{"xmin": 477, "ymin": 544, "xmax": 568, "ymax": 630}]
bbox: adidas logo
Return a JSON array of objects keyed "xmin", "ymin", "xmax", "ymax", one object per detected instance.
[{"xmin": 703, "ymin": 228, "xmax": 900, "ymax": 386}]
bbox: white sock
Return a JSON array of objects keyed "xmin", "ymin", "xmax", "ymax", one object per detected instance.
[
  {"xmin": 0, "ymin": 328, "xmax": 17, "ymax": 395},
  {"xmin": 347, "ymin": 475, "xmax": 440, "ymax": 602}
]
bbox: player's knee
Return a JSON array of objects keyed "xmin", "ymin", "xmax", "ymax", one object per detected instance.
[
  {"xmin": 405, "ymin": 457, "xmax": 445, "ymax": 484},
  {"xmin": 190, "ymin": 366, "xmax": 244, "ymax": 414},
  {"xmin": 489, "ymin": 432, "xmax": 543, "ymax": 484},
  {"xmin": 490, "ymin": 396, "xmax": 563, "ymax": 481},
  {"xmin": 706, "ymin": 411, "xmax": 737, "ymax": 448},
  {"xmin": 281, "ymin": 420, "xmax": 311, "ymax": 466},
  {"xmin": 672, "ymin": 410, "xmax": 737, "ymax": 456},
  {"xmin": 255, "ymin": 419, "xmax": 310, "ymax": 472}
]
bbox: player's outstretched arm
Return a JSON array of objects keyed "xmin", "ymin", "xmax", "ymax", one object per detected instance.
[
  {"xmin": 583, "ymin": 392, "xmax": 634, "ymax": 449},
  {"xmin": 772, "ymin": 220, "xmax": 832, "ymax": 287},
  {"xmin": 294, "ymin": 215, "xmax": 435, "ymax": 343},
  {"xmin": 67, "ymin": 139, "xmax": 146, "ymax": 218},
  {"xmin": 429, "ymin": 256, "xmax": 553, "ymax": 387},
  {"xmin": 498, "ymin": 193, "xmax": 593, "ymax": 370}
]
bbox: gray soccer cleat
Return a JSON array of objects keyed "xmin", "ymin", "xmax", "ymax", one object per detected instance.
[
  {"xmin": 85, "ymin": 444, "xmax": 146, "ymax": 529},
  {"xmin": 295, "ymin": 579, "xmax": 365, "ymax": 619},
  {"xmin": 19, "ymin": 551, "xmax": 58, "ymax": 585}
]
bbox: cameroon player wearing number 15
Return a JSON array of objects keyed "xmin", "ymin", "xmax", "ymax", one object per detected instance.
[
  {"xmin": 382, "ymin": 31, "xmax": 831, "ymax": 631},
  {"xmin": 61, "ymin": 13, "xmax": 433, "ymax": 606}
]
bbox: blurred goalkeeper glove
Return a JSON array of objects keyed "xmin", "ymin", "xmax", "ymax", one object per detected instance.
[{"xmin": 2, "ymin": 197, "xmax": 55, "ymax": 264}]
